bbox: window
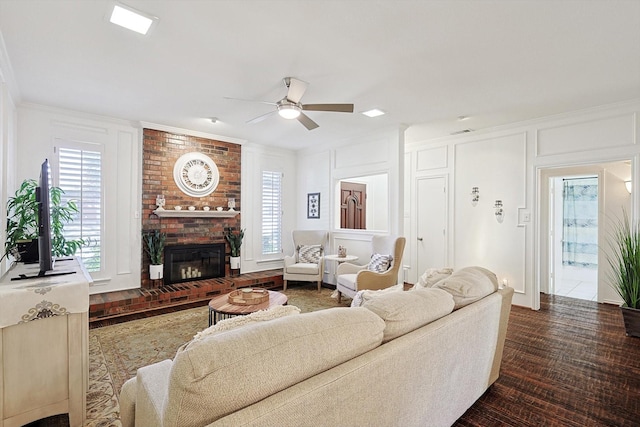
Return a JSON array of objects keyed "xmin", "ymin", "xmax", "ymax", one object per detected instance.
[
  {"xmin": 57, "ymin": 146, "xmax": 102, "ymax": 272},
  {"xmin": 262, "ymin": 171, "xmax": 282, "ymax": 255}
]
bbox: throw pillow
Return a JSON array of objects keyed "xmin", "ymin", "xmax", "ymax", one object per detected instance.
[
  {"xmin": 351, "ymin": 283, "xmax": 404, "ymax": 307},
  {"xmin": 297, "ymin": 244, "xmax": 323, "ymax": 263},
  {"xmin": 412, "ymin": 267, "xmax": 454, "ymax": 290},
  {"xmin": 368, "ymin": 253, "xmax": 393, "ymax": 273},
  {"xmin": 432, "ymin": 266, "xmax": 499, "ymax": 309},
  {"xmin": 177, "ymin": 305, "xmax": 301, "ymax": 352}
]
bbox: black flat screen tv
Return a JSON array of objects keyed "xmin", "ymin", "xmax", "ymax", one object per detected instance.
[
  {"xmin": 11, "ymin": 159, "xmax": 75, "ymax": 280},
  {"xmin": 37, "ymin": 158, "xmax": 53, "ymax": 274}
]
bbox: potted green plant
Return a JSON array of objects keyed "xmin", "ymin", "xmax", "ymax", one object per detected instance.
[
  {"xmin": 143, "ymin": 229, "xmax": 166, "ymax": 280},
  {"xmin": 607, "ymin": 211, "xmax": 640, "ymax": 337},
  {"xmin": 2, "ymin": 179, "xmax": 84, "ymax": 263},
  {"xmin": 225, "ymin": 227, "xmax": 245, "ymax": 270}
]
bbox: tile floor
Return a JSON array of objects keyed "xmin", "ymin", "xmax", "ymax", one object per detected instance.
[{"xmin": 554, "ymin": 277, "xmax": 598, "ymax": 301}]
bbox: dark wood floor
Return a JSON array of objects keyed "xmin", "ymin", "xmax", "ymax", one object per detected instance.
[{"xmin": 455, "ymin": 293, "xmax": 640, "ymax": 426}]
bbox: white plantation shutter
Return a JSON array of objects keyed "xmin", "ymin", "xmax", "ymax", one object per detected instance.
[
  {"xmin": 57, "ymin": 147, "xmax": 102, "ymax": 272},
  {"xmin": 262, "ymin": 171, "xmax": 282, "ymax": 255}
]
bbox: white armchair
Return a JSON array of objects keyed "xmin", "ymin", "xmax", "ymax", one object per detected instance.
[
  {"xmin": 336, "ymin": 235, "xmax": 406, "ymax": 302},
  {"xmin": 283, "ymin": 230, "xmax": 328, "ymax": 291}
]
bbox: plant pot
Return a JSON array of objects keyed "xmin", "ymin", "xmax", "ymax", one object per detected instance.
[
  {"xmin": 230, "ymin": 256, "xmax": 241, "ymax": 270},
  {"xmin": 149, "ymin": 264, "xmax": 164, "ymax": 280},
  {"xmin": 621, "ymin": 306, "xmax": 640, "ymax": 338}
]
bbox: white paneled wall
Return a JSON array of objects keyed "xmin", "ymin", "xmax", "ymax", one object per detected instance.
[
  {"xmin": 406, "ymin": 99, "xmax": 640, "ymax": 309},
  {"xmin": 16, "ymin": 105, "xmax": 141, "ymax": 294}
]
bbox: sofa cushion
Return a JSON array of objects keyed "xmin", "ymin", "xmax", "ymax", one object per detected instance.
[
  {"xmin": 363, "ymin": 288, "xmax": 454, "ymax": 342},
  {"xmin": 432, "ymin": 266, "xmax": 499, "ymax": 309},
  {"xmin": 178, "ymin": 305, "xmax": 301, "ymax": 352},
  {"xmin": 368, "ymin": 253, "xmax": 392, "ymax": 272},
  {"xmin": 297, "ymin": 244, "xmax": 323, "ymax": 263},
  {"xmin": 286, "ymin": 262, "xmax": 320, "ymax": 275},
  {"xmin": 165, "ymin": 307, "xmax": 385, "ymax": 427}
]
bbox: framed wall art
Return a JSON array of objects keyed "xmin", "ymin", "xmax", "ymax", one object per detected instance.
[{"xmin": 307, "ymin": 192, "xmax": 320, "ymax": 219}]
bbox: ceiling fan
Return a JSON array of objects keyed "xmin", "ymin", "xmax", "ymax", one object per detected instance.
[{"xmin": 225, "ymin": 77, "xmax": 354, "ymax": 130}]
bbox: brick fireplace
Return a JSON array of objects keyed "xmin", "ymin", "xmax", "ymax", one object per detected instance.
[{"xmin": 142, "ymin": 129, "xmax": 241, "ymax": 289}]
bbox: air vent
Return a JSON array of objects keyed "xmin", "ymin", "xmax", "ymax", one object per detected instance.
[{"xmin": 450, "ymin": 129, "xmax": 474, "ymax": 135}]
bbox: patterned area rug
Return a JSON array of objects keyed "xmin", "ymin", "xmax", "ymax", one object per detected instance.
[{"xmin": 35, "ymin": 284, "xmax": 350, "ymax": 426}]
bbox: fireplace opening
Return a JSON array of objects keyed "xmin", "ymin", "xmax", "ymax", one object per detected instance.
[{"xmin": 164, "ymin": 243, "xmax": 226, "ymax": 285}]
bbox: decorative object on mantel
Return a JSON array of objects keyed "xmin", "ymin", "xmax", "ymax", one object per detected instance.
[
  {"xmin": 228, "ymin": 198, "xmax": 236, "ymax": 211},
  {"xmin": 155, "ymin": 194, "xmax": 165, "ymax": 211},
  {"xmin": 143, "ymin": 229, "xmax": 166, "ymax": 280},
  {"xmin": 228, "ymin": 288, "xmax": 269, "ymax": 305},
  {"xmin": 606, "ymin": 210, "xmax": 640, "ymax": 337},
  {"xmin": 174, "ymin": 205, "xmax": 182, "ymax": 210},
  {"xmin": 307, "ymin": 192, "xmax": 320, "ymax": 219},
  {"xmin": 225, "ymin": 227, "xmax": 245, "ymax": 270},
  {"xmin": 173, "ymin": 152, "xmax": 220, "ymax": 198},
  {"xmin": 203, "ymin": 206, "xmax": 210, "ymax": 211},
  {"xmin": 153, "ymin": 209, "xmax": 239, "ymax": 218}
]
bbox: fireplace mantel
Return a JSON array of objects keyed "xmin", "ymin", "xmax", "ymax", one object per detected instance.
[{"xmin": 153, "ymin": 209, "xmax": 240, "ymax": 218}]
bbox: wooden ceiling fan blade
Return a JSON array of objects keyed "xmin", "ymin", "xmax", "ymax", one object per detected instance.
[
  {"xmin": 285, "ymin": 77, "xmax": 308, "ymax": 103},
  {"xmin": 302, "ymin": 103, "xmax": 354, "ymax": 113},
  {"xmin": 247, "ymin": 110, "xmax": 277, "ymax": 124},
  {"xmin": 297, "ymin": 113, "xmax": 319, "ymax": 130}
]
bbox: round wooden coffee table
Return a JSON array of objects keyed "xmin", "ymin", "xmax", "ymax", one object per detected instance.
[{"xmin": 208, "ymin": 289, "xmax": 288, "ymax": 326}]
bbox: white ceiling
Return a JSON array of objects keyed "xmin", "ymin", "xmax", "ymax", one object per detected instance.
[{"xmin": 1, "ymin": 0, "xmax": 639, "ymax": 150}]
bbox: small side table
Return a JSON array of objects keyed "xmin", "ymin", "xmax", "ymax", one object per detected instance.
[
  {"xmin": 324, "ymin": 254, "xmax": 359, "ymax": 286},
  {"xmin": 207, "ymin": 290, "xmax": 288, "ymax": 326}
]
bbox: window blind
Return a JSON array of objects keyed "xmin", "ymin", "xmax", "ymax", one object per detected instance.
[
  {"xmin": 58, "ymin": 147, "xmax": 102, "ymax": 272},
  {"xmin": 262, "ymin": 171, "xmax": 282, "ymax": 255}
]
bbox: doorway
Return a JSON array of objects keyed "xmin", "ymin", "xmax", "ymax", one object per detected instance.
[
  {"xmin": 539, "ymin": 161, "xmax": 631, "ymax": 306},
  {"xmin": 550, "ymin": 176, "xmax": 598, "ymax": 301}
]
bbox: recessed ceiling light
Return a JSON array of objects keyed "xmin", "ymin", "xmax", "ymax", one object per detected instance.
[
  {"xmin": 362, "ymin": 109, "xmax": 386, "ymax": 118},
  {"xmin": 110, "ymin": 3, "xmax": 156, "ymax": 35}
]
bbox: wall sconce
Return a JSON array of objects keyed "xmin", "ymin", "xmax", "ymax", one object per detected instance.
[
  {"xmin": 471, "ymin": 187, "xmax": 479, "ymax": 206},
  {"xmin": 625, "ymin": 180, "xmax": 632, "ymax": 194},
  {"xmin": 494, "ymin": 200, "xmax": 504, "ymax": 223}
]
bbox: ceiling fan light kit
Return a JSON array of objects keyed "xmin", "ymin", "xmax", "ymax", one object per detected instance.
[
  {"xmin": 227, "ymin": 77, "xmax": 354, "ymax": 131},
  {"xmin": 277, "ymin": 102, "xmax": 301, "ymax": 119}
]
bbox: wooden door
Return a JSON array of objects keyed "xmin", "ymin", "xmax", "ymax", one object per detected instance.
[{"xmin": 340, "ymin": 182, "xmax": 366, "ymax": 229}]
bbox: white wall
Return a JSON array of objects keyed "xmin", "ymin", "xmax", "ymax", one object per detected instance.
[
  {"xmin": 0, "ymin": 83, "xmax": 17, "ymax": 278},
  {"xmin": 405, "ymin": 99, "xmax": 640, "ymax": 309},
  {"xmin": 16, "ymin": 104, "xmax": 141, "ymax": 294},
  {"xmin": 297, "ymin": 126, "xmax": 405, "ymax": 284},
  {"xmin": 240, "ymin": 142, "xmax": 297, "ymax": 273}
]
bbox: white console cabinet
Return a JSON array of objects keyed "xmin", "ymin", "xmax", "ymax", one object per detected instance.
[{"xmin": 0, "ymin": 258, "xmax": 90, "ymax": 427}]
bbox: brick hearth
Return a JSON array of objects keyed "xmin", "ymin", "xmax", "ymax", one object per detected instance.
[{"xmin": 89, "ymin": 269, "xmax": 283, "ymax": 324}]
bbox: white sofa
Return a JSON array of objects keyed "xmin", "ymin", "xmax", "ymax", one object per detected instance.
[{"xmin": 120, "ymin": 267, "xmax": 514, "ymax": 427}]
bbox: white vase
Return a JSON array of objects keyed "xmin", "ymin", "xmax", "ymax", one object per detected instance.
[
  {"xmin": 149, "ymin": 264, "xmax": 163, "ymax": 280},
  {"xmin": 230, "ymin": 256, "xmax": 241, "ymax": 270}
]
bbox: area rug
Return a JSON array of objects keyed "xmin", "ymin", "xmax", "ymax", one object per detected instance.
[{"xmin": 41, "ymin": 284, "xmax": 350, "ymax": 427}]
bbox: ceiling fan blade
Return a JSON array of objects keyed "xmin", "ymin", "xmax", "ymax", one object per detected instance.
[
  {"xmin": 297, "ymin": 112, "xmax": 319, "ymax": 131},
  {"xmin": 285, "ymin": 77, "xmax": 308, "ymax": 103},
  {"xmin": 247, "ymin": 110, "xmax": 277, "ymax": 124},
  {"xmin": 224, "ymin": 96, "xmax": 277, "ymax": 106},
  {"xmin": 302, "ymin": 103, "xmax": 354, "ymax": 113}
]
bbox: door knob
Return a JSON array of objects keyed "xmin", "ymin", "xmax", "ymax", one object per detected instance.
[{"xmin": 417, "ymin": 237, "xmax": 423, "ymax": 241}]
